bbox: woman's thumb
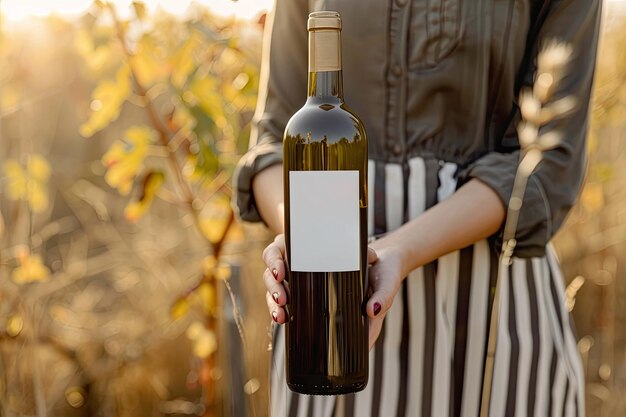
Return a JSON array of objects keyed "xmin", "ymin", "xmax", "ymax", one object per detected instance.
[
  {"xmin": 365, "ymin": 270, "xmax": 396, "ymax": 319},
  {"xmin": 367, "ymin": 247, "xmax": 378, "ymax": 264}
]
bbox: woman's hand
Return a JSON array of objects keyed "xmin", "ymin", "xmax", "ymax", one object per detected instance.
[
  {"xmin": 261, "ymin": 235, "xmax": 289, "ymax": 324},
  {"xmin": 261, "ymin": 234, "xmax": 404, "ymax": 350},
  {"xmin": 364, "ymin": 244, "xmax": 404, "ymax": 349}
]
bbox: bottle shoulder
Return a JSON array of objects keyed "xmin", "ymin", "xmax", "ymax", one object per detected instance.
[{"xmin": 284, "ymin": 100, "xmax": 366, "ymax": 144}]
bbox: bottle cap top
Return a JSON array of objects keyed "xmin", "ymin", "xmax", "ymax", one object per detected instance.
[{"xmin": 308, "ymin": 11, "xmax": 341, "ymax": 31}]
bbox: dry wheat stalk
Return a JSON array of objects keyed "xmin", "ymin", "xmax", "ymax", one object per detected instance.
[{"xmin": 480, "ymin": 41, "xmax": 577, "ymax": 417}]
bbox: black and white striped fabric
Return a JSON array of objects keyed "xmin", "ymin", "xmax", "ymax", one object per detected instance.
[{"xmin": 271, "ymin": 156, "xmax": 585, "ymax": 417}]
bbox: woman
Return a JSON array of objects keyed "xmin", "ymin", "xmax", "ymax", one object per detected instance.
[{"xmin": 234, "ymin": 0, "xmax": 600, "ymax": 416}]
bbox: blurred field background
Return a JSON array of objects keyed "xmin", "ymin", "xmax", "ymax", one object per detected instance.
[{"xmin": 0, "ymin": 1, "xmax": 624, "ymax": 417}]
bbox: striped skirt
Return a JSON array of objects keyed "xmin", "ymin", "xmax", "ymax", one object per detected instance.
[{"xmin": 270, "ymin": 156, "xmax": 585, "ymax": 417}]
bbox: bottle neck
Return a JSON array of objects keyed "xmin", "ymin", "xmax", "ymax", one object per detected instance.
[
  {"xmin": 308, "ymin": 71, "xmax": 343, "ymax": 100},
  {"xmin": 307, "ymin": 28, "xmax": 343, "ymax": 101}
]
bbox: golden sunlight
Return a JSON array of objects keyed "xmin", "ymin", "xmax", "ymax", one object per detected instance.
[
  {"xmin": 3, "ymin": 0, "xmax": 625, "ymax": 21},
  {"xmin": 0, "ymin": 0, "xmax": 273, "ymax": 20}
]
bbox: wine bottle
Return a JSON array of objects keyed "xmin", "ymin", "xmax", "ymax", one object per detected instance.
[{"xmin": 283, "ymin": 11, "xmax": 368, "ymax": 395}]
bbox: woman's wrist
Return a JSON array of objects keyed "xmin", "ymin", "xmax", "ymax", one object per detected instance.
[
  {"xmin": 371, "ymin": 232, "xmax": 424, "ymax": 280},
  {"xmin": 369, "ymin": 179, "xmax": 505, "ymax": 280}
]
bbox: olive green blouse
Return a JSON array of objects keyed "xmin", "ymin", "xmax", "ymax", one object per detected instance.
[{"xmin": 233, "ymin": 0, "xmax": 601, "ymax": 257}]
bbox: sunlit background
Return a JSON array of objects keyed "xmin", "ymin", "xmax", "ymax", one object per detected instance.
[
  {"xmin": 1, "ymin": 1, "xmax": 626, "ymax": 417},
  {"xmin": 2, "ymin": 0, "xmax": 626, "ymax": 20},
  {"xmin": 1, "ymin": 0, "xmax": 273, "ymax": 20}
]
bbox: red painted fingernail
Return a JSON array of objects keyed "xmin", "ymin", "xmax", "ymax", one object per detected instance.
[
  {"xmin": 272, "ymin": 311, "xmax": 278, "ymax": 322},
  {"xmin": 373, "ymin": 302, "xmax": 382, "ymax": 316},
  {"xmin": 272, "ymin": 269, "xmax": 278, "ymax": 279},
  {"xmin": 272, "ymin": 292, "xmax": 280, "ymax": 304}
]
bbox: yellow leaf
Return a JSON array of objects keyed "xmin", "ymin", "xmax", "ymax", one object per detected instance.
[
  {"xmin": 12, "ymin": 254, "xmax": 50, "ymax": 284},
  {"xmin": 80, "ymin": 65, "xmax": 131, "ymax": 137},
  {"xmin": 197, "ymin": 283, "xmax": 216, "ymax": 314},
  {"xmin": 6, "ymin": 314, "xmax": 23, "ymax": 337},
  {"xmin": 26, "ymin": 180, "xmax": 49, "ymax": 213},
  {"xmin": 186, "ymin": 321, "xmax": 205, "ymax": 340},
  {"xmin": 199, "ymin": 217, "xmax": 227, "ymax": 244},
  {"xmin": 132, "ymin": 1, "xmax": 147, "ymax": 20},
  {"xmin": 75, "ymin": 28, "xmax": 119, "ymax": 74},
  {"xmin": 192, "ymin": 329, "xmax": 217, "ymax": 358},
  {"xmin": 123, "ymin": 201, "xmax": 145, "ymax": 222},
  {"xmin": 198, "ymin": 196, "xmax": 232, "ymax": 243},
  {"xmin": 218, "ymin": 48, "xmax": 244, "ymax": 73},
  {"xmin": 171, "ymin": 34, "xmax": 200, "ymax": 88},
  {"xmin": 171, "ymin": 102, "xmax": 195, "ymax": 132},
  {"xmin": 170, "ymin": 298, "xmax": 190, "ymax": 319},
  {"xmin": 27, "ymin": 154, "xmax": 51, "ymax": 181},
  {"xmin": 103, "ymin": 126, "xmax": 153, "ymax": 195},
  {"xmin": 4, "ymin": 155, "xmax": 51, "ymax": 212},
  {"xmin": 103, "ymin": 142, "xmax": 132, "ymax": 193},
  {"xmin": 124, "ymin": 171, "xmax": 165, "ymax": 222},
  {"xmin": 133, "ymin": 36, "xmax": 166, "ymax": 86},
  {"xmin": 3, "ymin": 160, "xmax": 26, "ymax": 200},
  {"xmin": 190, "ymin": 76, "xmax": 227, "ymax": 129}
]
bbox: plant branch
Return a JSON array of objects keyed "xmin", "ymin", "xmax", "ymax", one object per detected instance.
[
  {"xmin": 480, "ymin": 42, "xmax": 574, "ymax": 417},
  {"xmin": 105, "ymin": 8, "xmax": 245, "ymax": 416},
  {"xmin": 107, "ymin": 5, "xmax": 196, "ymax": 213},
  {"xmin": 213, "ymin": 209, "xmax": 235, "ymax": 259},
  {"xmin": 501, "ymin": 149, "xmax": 543, "ymax": 264}
]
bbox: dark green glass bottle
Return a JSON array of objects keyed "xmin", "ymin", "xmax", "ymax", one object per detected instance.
[{"xmin": 282, "ymin": 11, "xmax": 369, "ymax": 395}]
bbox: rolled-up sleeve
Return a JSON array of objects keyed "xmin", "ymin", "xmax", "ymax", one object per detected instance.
[
  {"xmin": 461, "ymin": 0, "xmax": 601, "ymax": 257},
  {"xmin": 233, "ymin": 0, "xmax": 308, "ymax": 223}
]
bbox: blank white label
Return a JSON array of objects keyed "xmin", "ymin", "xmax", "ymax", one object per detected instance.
[{"xmin": 289, "ymin": 170, "xmax": 360, "ymax": 272}]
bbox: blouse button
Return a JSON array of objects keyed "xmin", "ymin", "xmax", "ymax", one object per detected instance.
[
  {"xmin": 391, "ymin": 64, "xmax": 403, "ymax": 77},
  {"xmin": 392, "ymin": 144, "xmax": 403, "ymax": 156},
  {"xmin": 395, "ymin": 0, "xmax": 408, "ymax": 6}
]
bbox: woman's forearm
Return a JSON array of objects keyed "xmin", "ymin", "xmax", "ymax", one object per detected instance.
[
  {"xmin": 252, "ymin": 164, "xmax": 285, "ymax": 234},
  {"xmin": 254, "ymin": 168, "xmax": 504, "ymax": 275},
  {"xmin": 374, "ymin": 179, "xmax": 506, "ymax": 278}
]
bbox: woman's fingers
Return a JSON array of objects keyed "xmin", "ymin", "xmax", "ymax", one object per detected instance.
[
  {"xmin": 369, "ymin": 316, "xmax": 384, "ymax": 350},
  {"xmin": 365, "ymin": 252, "xmax": 402, "ymax": 319},
  {"xmin": 262, "ymin": 235, "xmax": 287, "ymax": 282},
  {"xmin": 263, "ymin": 268, "xmax": 287, "ymax": 306},
  {"xmin": 262, "ymin": 235, "xmax": 289, "ymax": 322},
  {"xmin": 365, "ymin": 265, "xmax": 400, "ymax": 320},
  {"xmin": 365, "ymin": 249, "xmax": 403, "ymax": 346},
  {"xmin": 263, "ymin": 235, "xmax": 385, "ymax": 328},
  {"xmin": 266, "ymin": 291, "xmax": 286, "ymax": 324},
  {"xmin": 367, "ymin": 247, "xmax": 379, "ymax": 265}
]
